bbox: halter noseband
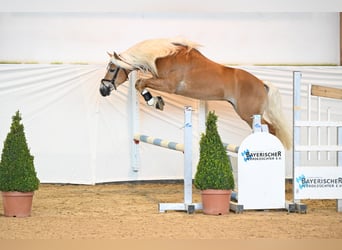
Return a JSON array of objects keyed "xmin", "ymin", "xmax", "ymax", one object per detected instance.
[{"xmin": 100, "ymin": 63, "xmax": 128, "ymax": 97}]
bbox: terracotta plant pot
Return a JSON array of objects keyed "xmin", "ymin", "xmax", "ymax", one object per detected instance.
[
  {"xmin": 201, "ymin": 189, "xmax": 232, "ymax": 215},
  {"xmin": 2, "ymin": 191, "xmax": 34, "ymax": 217}
]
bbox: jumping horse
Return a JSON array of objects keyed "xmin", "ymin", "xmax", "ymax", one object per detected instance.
[{"xmin": 100, "ymin": 38, "xmax": 291, "ymax": 149}]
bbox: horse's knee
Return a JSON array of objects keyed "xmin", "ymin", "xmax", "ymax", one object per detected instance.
[{"xmin": 135, "ymin": 79, "xmax": 144, "ymax": 92}]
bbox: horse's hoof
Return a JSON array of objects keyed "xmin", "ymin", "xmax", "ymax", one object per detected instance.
[{"xmin": 155, "ymin": 96, "xmax": 165, "ymax": 110}]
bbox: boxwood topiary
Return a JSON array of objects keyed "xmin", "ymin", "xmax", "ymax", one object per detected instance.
[
  {"xmin": 0, "ymin": 110, "xmax": 39, "ymax": 192},
  {"xmin": 194, "ymin": 111, "xmax": 235, "ymax": 190}
]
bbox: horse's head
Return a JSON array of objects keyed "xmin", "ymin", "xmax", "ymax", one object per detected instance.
[{"xmin": 100, "ymin": 52, "xmax": 130, "ymax": 97}]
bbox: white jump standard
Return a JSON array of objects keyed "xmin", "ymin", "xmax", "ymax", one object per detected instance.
[{"xmin": 133, "ymin": 106, "xmax": 201, "ymax": 214}]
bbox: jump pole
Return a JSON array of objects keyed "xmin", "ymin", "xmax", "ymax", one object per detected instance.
[
  {"xmin": 133, "ymin": 110, "xmax": 240, "ymax": 214},
  {"xmin": 133, "ymin": 106, "xmax": 202, "ymax": 213}
]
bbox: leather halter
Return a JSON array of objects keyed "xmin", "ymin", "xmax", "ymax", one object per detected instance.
[{"xmin": 100, "ymin": 63, "xmax": 128, "ymax": 96}]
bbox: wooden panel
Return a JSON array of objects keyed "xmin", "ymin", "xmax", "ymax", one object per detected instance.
[{"xmin": 311, "ymin": 85, "xmax": 342, "ymax": 100}]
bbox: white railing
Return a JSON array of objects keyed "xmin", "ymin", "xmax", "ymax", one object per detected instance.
[{"xmin": 293, "ymin": 71, "xmax": 342, "ymax": 212}]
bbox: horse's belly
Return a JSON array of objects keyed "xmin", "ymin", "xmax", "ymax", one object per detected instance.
[{"xmin": 175, "ymin": 80, "xmax": 225, "ymax": 100}]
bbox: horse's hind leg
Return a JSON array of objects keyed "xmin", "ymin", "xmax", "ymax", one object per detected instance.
[
  {"xmin": 261, "ymin": 118, "xmax": 276, "ymax": 135},
  {"xmin": 240, "ymin": 113, "xmax": 276, "ymax": 135}
]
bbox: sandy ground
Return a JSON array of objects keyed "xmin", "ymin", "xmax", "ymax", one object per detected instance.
[{"xmin": 0, "ymin": 182, "xmax": 341, "ymax": 239}]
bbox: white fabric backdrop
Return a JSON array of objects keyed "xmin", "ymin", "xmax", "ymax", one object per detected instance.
[
  {"xmin": 0, "ymin": 64, "xmax": 341, "ymax": 184},
  {"xmin": 0, "ymin": 8, "xmax": 341, "ymax": 183}
]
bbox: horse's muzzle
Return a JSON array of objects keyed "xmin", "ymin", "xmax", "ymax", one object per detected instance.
[{"xmin": 100, "ymin": 79, "xmax": 115, "ymax": 97}]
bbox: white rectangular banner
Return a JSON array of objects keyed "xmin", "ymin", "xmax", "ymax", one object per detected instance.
[{"xmin": 294, "ymin": 167, "xmax": 342, "ymax": 199}]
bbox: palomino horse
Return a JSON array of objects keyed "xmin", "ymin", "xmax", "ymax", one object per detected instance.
[{"xmin": 100, "ymin": 38, "xmax": 291, "ymax": 149}]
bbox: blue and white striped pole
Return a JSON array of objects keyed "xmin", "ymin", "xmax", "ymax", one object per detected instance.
[
  {"xmin": 132, "ymin": 105, "xmax": 240, "ymax": 213},
  {"xmin": 134, "ymin": 135, "xmax": 239, "ymax": 154},
  {"xmin": 133, "ymin": 135, "xmax": 184, "ymax": 152}
]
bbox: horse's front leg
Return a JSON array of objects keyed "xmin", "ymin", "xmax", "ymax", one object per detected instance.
[
  {"xmin": 141, "ymin": 88, "xmax": 165, "ymax": 110},
  {"xmin": 135, "ymin": 77, "xmax": 166, "ymax": 111}
]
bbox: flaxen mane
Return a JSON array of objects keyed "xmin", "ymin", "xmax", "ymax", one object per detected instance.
[{"xmin": 110, "ymin": 38, "xmax": 201, "ymax": 76}]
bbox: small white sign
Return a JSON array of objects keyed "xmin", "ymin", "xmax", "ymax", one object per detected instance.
[
  {"xmin": 294, "ymin": 167, "xmax": 342, "ymax": 199},
  {"xmin": 238, "ymin": 132, "xmax": 285, "ymax": 210}
]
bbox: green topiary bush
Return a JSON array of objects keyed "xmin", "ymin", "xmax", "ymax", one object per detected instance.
[
  {"xmin": 0, "ymin": 111, "xmax": 39, "ymax": 192},
  {"xmin": 194, "ymin": 111, "xmax": 235, "ymax": 190}
]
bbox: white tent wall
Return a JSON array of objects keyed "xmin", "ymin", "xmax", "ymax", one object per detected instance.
[
  {"xmin": 1, "ymin": 64, "xmax": 341, "ymax": 184},
  {"xmin": 0, "ymin": 64, "xmax": 200, "ymax": 184},
  {"xmin": 0, "ymin": 64, "xmax": 105, "ymax": 184},
  {"xmin": 2, "ymin": 0, "xmax": 341, "ymax": 12},
  {"xmin": 0, "ymin": 9, "xmax": 341, "ymax": 184},
  {"xmin": 0, "ymin": 12, "xmax": 339, "ymax": 65}
]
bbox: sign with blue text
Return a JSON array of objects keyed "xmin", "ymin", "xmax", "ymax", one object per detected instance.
[
  {"xmin": 294, "ymin": 167, "xmax": 342, "ymax": 199},
  {"xmin": 238, "ymin": 132, "xmax": 285, "ymax": 210}
]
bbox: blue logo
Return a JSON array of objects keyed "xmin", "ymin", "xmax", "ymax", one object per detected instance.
[
  {"xmin": 184, "ymin": 122, "xmax": 192, "ymax": 128},
  {"xmin": 254, "ymin": 124, "xmax": 261, "ymax": 128},
  {"xmin": 296, "ymin": 174, "xmax": 307, "ymax": 189},
  {"xmin": 241, "ymin": 149, "xmax": 252, "ymax": 162}
]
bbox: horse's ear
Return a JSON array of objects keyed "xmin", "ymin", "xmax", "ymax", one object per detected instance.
[
  {"xmin": 113, "ymin": 52, "xmax": 120, "ymax": 60},
  {"xmin": 107, "ymin": 51, "xmax": 113, "ymax": 57}
]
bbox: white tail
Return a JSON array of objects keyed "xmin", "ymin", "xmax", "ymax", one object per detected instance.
[{"xmin": 263, "ymin": 82, "xmax": 292, "ymax": 150}]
